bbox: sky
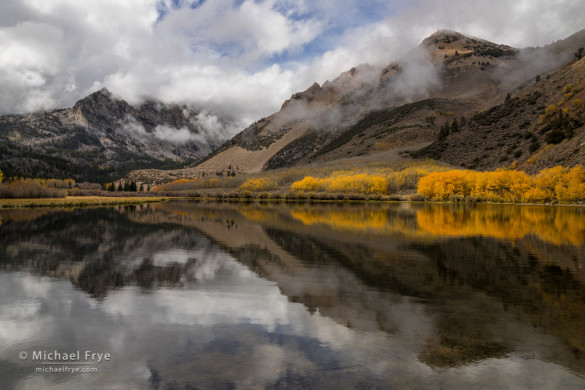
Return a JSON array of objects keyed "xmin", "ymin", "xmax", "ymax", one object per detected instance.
[{"xmin": 1, "ymin": 0, "xmax": 585, "ymax": 130}]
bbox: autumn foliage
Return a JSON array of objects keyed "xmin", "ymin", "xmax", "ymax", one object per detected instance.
[
  {"xmin": 0, "ymin": 179, "xmax": 65, "ymax": 198},
  {"xmin": 290, "ymin": 165, "xmax": 445, "ymax": 195},
  {"xmin": 239, "ymin": 177, "xmax": 278, "ymax": 192},
  {"xmin": 417, "ymin": 166, "xmax": 585, "ymax": 203}
]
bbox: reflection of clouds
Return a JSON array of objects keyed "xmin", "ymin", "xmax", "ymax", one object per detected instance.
[
  {"xmin": 102, "ymin": 254, "xmax": 292, "ymax": 330},
  {"xmin": 2, "ymin": 246, "xmax": 585, "ymax": 389},
  {"xmin": 0, "ymin": 275, "xmax": 52, "ymax": 352}
]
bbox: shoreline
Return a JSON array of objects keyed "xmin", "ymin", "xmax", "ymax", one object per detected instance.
[
  {"xmin": 1, "ymin": 195, "xmax": 584, "ymax": 209},
  {"xmin": 0, "ymin": 196, "xmax": 170, "ymax": 209}
]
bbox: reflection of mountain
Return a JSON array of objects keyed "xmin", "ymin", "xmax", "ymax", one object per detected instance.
[
  {"xmin": 1, "ymin": 202, "xmax": 585, "ymax": 374},
  {"xmin": 0, "ymin": 206, "xmax": 222, "ymax": 297},
  {"xmin": 142, "ymin": 201, "xmax": 585, "ymax": 369}
]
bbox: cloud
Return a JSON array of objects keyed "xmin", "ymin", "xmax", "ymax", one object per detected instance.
[
  {"xmin": 1, "ymin": 0, "xmax": 584, "ymax": 138},
  {"xmin": 153, "ymin": 125, "xmax": 197, "ymax": 144}
]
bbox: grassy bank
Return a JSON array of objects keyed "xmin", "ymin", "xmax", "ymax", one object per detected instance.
[{"xmin": 0, "ymin": 196, "xmax": 169, "ymax": 209}]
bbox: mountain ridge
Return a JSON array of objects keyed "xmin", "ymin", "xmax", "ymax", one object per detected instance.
[
  {"xmin": 0, "ymin": 89, "xmax": 232, "ymax": 182},
  {"xmin": 127, "ymin": 29, "xmax": 585, "ymax": 184},
  {"xmin": 2, "ymin": 29, "xmax": 584, "ymax": 185}
]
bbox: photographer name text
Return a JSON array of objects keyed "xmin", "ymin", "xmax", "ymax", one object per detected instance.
[{"xmin": 26, "ymin": 350, "xmax": 110, "ymax": 363}]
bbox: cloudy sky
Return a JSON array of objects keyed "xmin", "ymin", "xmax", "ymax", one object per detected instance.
[{"xmin": 1, "ymin": 0, "xmax": 585, "ymax": 127}]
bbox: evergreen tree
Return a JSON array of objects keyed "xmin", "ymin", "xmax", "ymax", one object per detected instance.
[
  {"xmin": 117, "ymin": 183, "xmax": 123, "ymax": 191},
  {"xmin": 123, "ymin": 181, "xmax": 130, "ymax": 191},
  {"xmin": 438, "ymin": 122, "xmax": 450, "ymax": 140},
  {"xmin": 451, "ymin": 118, "xmax": 459, "ymax": 133},
  {"xmin": 129, "ymin": 181, "xmax": 137, "ymax": 191}
]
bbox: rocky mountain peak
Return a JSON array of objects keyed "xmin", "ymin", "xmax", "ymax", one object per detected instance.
[
  {"xmin": 97, "ymin": 87, "xmax": 112, "ymax": 97},
  {"xmin": 419, "ymin": 29, "xmax": 517, "ymax": 64},
  {"xmin": 72, "ymin": 88, "xmax": 133, "ymax": 125},
  {"xmin": 280, "ymin": 82, "xmax": 328, "ymax": 110}
]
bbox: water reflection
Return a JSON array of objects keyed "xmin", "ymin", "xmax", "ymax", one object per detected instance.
[{"xmin": 0, "ymin": 202, "xmax": 584, "ymax": 389}]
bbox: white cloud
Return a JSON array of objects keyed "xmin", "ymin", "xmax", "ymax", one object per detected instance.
[
  {"xmin": 0, "ymin": 0, "xmax": 584, "ymax": 139},
  {"xmin": 153, "ymin": 125, "xmax": 196, "ymax": 144}
]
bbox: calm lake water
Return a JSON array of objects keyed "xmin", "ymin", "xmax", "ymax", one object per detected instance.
[{"xmin": 1, "ymin": 201, "xmax": 585, "ymax": 389}]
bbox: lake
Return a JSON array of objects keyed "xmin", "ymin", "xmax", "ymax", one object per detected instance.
[{"xmin": 1, "ymin": 201, "xmax": 585, "ymax": 389}]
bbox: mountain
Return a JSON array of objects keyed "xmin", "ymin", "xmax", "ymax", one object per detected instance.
[
  {"xmin": 415, "ymin": 52, "xmax": 585, "ymax": 173},
  {"xmin": 127, "ymin": 29, "xmax": 585, "ymax": 184},
  {"xmin": 0, "ymin": 88, "xmax": 229, "ymax": 182}
]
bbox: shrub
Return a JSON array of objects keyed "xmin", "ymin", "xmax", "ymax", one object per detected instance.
[
  {"xmin": 544, "ymin": 104, "xmax": 557, "ymax": 117},
  {"xmin": 0, "ymin": 180, "xmax": 65, "ymax": 198},
  {"xmin": 417, "ymin": 166, "xmax": 585, "ymax": 204},
  {"xmin": 239, "ymin": 177, "xmax": 279, "ymax": 192}
]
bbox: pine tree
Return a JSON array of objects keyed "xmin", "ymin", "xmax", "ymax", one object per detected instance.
[
  {"xmin": 438, "ymin": 122, "xmax": 450, "ymax": 140},
  {"xmin": 451, "ymin": 118, "xmax": 459, "ymax": 133},
  {"xmin": 129, "ymin": 181, "xmax": 137, "ymax": 192}
]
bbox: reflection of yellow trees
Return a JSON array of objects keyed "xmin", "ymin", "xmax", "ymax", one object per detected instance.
[
  {"xmin": 288, "ymin": 205, "xmax": 435, "ymax": 241},
  {"xmin": 418, "ymin": 166, "xmax": 585, "ymax": 204},
  {"xmin": 288, "ymin": 204, "xmax": 585, "ymax": 247},
  {"xmin": 417, "ymin": 206, "xmax": 585, "ymax": 246},
  {"xmin": 291, "ymin": 207, "xmax": 389, "ymax": 231},
  {"xmin": 239, "ymin": 207, "xmax": 282, "ymax": 224}
]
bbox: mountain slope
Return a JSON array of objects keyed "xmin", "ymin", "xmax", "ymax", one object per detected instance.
[
  {"xmin": 128, "ymin": 29, "xmax": 585, "ymax": 184},
  {"xmin": 0, "ymin": 89, "xmax": 229, "ymax": 182},
  {"xmin": 415, "ymin": 54, "xmax": 585, "ymax": 172},
  {"xmin": 195, "ymin": 30, "xmax": 518, "ymax": 173}
]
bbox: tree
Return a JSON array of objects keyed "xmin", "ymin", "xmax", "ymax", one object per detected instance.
[
  {"xmin": 123, "ymin": 181, "xmax": 130, "ymax": 191},
  {"xmin": 460, "ymin": 116, "xmax": 467, "ymax": 127},
  {"xmin": 576, "ymin": 47, "xmax": 584, "ymax": 60},
  {"xmin": 438, "ymin": 122, "xmax": 450, "ymax": 140},
  {"xmin": 451, "ymin": 118, "xmax": 459, "ymax": 133},
  {"xmin": 0, "ymin": 168, "xmax": 3, "ymax": 183},
  {"xmin": 535, "ymin": 74, "xmax": 541, "ymax": 82},
  {"xmin": 129, "ymin": 181, "xmax": 137, "ymax": 192},
  {"xmin": 505, "ymin": 92, "xmax": 511, "ymax": 104},
  {"xmin": 117, "ymin": 183, "xmax": 123, "ymax": 191},
  {"xmin": 108, "ymin": 183, "xmax": 115, "ymax": 191}
]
